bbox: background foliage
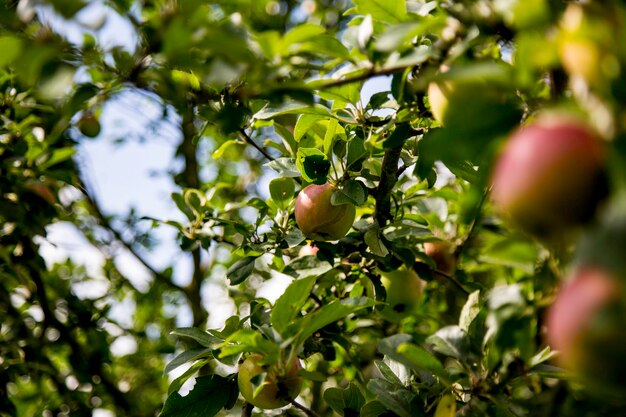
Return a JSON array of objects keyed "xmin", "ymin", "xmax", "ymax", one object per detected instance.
[{"xmin": 2, "ymin": 0, "xmax": 626, "ymax": 416}]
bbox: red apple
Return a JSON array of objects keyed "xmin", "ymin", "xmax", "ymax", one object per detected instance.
[
  {"xmin": 294, "ymin": 183, "xmax": 356, "ymax": 241},
  {"xmin": 491, "ymin": 114, "xmax": 607, "ymax": 236},
  {"xmin": 298, "ymin": 243, "xmax": 319, "ymax": 257},
  {"xmin": 424, "ymin": 241, "xmax": 456, "ymax": 275},
  {"xmin": 545, "ymin": 267, "xmax": 626, "ymax": 390}
]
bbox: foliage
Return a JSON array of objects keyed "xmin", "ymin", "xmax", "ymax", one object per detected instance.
[{"xmin": 3, "ymin": 1, "xmax": 626, "ymax": 417}]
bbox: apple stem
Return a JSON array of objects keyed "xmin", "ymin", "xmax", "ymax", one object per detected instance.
[{"xmin": 291, "ymin": 400, "xmax": 323, "ymax": 417}]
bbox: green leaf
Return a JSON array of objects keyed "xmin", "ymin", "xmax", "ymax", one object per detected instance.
[
  {"xmin": 227, "ymin": 256, "xmax": 258, "ymax": 285},
  {"xmin": 361, "ymin": 401, "xmax": 390, "ymax": 417},
  {"xmin": 294, "ymin": 114, "xmax": 327, "ymax": 142},
  {"xmin": 282, "ymin": 256, "xmax": 333, "ymax": 279},
  {"xmin": 39, "ymin": 147, "xmax": 76, "ymax": 170},
  {"xmin": 254, "ymin": 100, "xmax": 330, "ymax": 120},
  {"xmin": 269, "ymin": 177, "xmax": 295, "ymax": 209},
  {"xmin": 219, "ymin": 328, "xmax": 279, "ymax": 358},
  {"xmin": 323, "ymin": 118, "xmax": 339, "ymax": 156},
  {"xmin": 164, "ymin": 348, "xmax": 214, "ymax": 374},
  {"xmin": 167, "ymin": 360, "xmax": 212, "ymax": 396},
  {"xmin": 346, "ymin": 135, "xmax": 368, "ymax": 170},
  {"xmin": 365, "ymin": 226, "xmax": 389, "ymax": 257},
  {"xmin": 366, "ymin": 379, "xmax": 421, "ymax": 417},
  {"xmin": 331, "ymin": 180, "xmax": 367, "ymax": 206},
  {"xmin": 323, "ymin": 383, "xmax": 366, "ymax": 415},
  {"xmin": 353, "ymin": 0, "xmax": 407, "ymax": 23},
  {"xmin": 170, "ymin": 328, "xmax": 223, "ymax": 347},
  {"xmin": 296, "ymin": 148, "xmax": 330, "ymax": 184},
  {"xmin": 282, "ymin": 24, "xmax": 326, "ymax": 49},
  {"xmin": 159, "ymin": 375, "xmax": 233, "ymax": 417},
  {"xmin": 396, "ymin": 343, "xmax": 448, "ymax": 381},
  {"xmin": 265, "ymin": 158, "xmax": 301, "ymax": 177},
  {"xmin": 426, "ymin": 326, "xmax": 469, "ymax": 360},
  {"xmin": 212, "ymin": 139, "xmax": 238, "ymax": 159},
  {"xmin": 459, "ymin": 290, "xmax": 481, "ymax": 332},
  {"xmin": 0, "ymin": 36, "xmax": 23, "ymax": 68},
  {"xmin": 375, "ymin": 17, "xmax": 445, "ymax": 52},
  {"xmin": 317, "ymin": 83, "xmax": 361, "ymax": 105},
  {"xmin": 291, "ymin": 297, "xmax": 375, "ymax": 345},
  {"xmin": 271, "ymin": 275, "xmax": 317, "ymax": 335}
]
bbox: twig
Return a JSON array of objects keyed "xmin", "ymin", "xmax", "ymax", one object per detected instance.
[
  {"xmin": 291, "ymin": 401, "xmax": 323, "ymax": 417},
  {"xmin": 239, "ymin": 129, "xmax": 275, "ymax": 161},
  {"xmin": 433, "ymin": 269, "xmax": 470, "ymax": 296}
]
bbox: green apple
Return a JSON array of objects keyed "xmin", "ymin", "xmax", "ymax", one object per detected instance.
[
  {"xmin": 77, "ymin": 112, "xmax": 101, "ymax": 138},
  {"xmin": 491, "ymin": 113, "xmax": 607, "ymax": 236},
  {"xmin": 237, "ymin": 354, "xmax": 303, "ymax": 410},
  {"xmin": 295, "ymin": 183, "xmax": 356, "ymax": 241},
  {"xmin": 379, "ymin": 267, "xmax": 424, "ymax": 321}
]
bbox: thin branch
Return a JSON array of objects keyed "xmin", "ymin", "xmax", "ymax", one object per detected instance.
[
  {"xmin": 433, "ymin": 269, "xmax": 470, "ymax": 296},
  {"xmin": 239, "ymin": 128, "xmax": 275, "ymax": 161},
  {"xmin": 291, "ymin": 401, "xmax": 323, "ymax": 417},
  {"xmin": 78, "ymin": 180, "xmax": 186, "ymax": 294}
]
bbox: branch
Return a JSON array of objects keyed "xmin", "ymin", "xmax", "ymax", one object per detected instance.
[
  {"xmin": 239, "ymin": 128, "xmax": 274, "ymax": 161},
  {"xmin": 433, "ymin": 269, "xmax": 470, "ymax": 296},
  {"xmin": 375, "ymin": 146, "xmax": 403, "ymax": 226},
  {"xmin": 291, "ymin": 401, "xmax": 323, "ymax": 417},
  {"xmin": 78, "ymin": 179, "xmax": 186, "ymax": 294}
]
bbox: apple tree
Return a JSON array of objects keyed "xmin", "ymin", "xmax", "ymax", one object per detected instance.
[{"xmin": 3, "ymin": 1, "xmax": 626, "ymax": 417}]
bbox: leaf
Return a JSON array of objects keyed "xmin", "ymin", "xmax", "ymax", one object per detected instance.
[
  {"xmin": 219, "ymin": 328, "xmax": 279, "ymax": 358},
  {"xmin": 323, "ymin": 383, "xmax": 366, "ymax": 415},
  {"xmin": 0, "ymin": 36, "xmax": 23, "ymax": 68},
  {"xmin": 271, "ymin": 275, "xmax": 317, "ymax": 335},
  {"xmin": 366, "ymin": 379, "xmax": 422, "ymax": 417},
  {"xmin": 212, "ymin": 139, "xmax": 238, "ymax": 159},
  {"xmin": 317, "ymin": 83, "xmax": 361, "ymax": 106},
  {"xmin": 159, "ymin": 375, "xmax": 233, "ymax": 417},
  {"xmin": 291, "ymin": 297, "xmax": 375, "ymax": 345},
  {"xmin": 323, "ymin": 118, "xmax": 339, "ymax": 156},
  {"xmin": 38, "ymin": 147, "xmax": 76, "ymax": 170},
  {"xmin": 361, "ymin": 401, "xmax": 389, "ymax": 417},
  {"xmin": 459, "ymin": 290, "xmax": 480, "ymax": 332},
  {"xmin": 375, "ymin": 360, "xmax": 407, "ymax": 387},
  {"xmin": 396, "ymin": 343, "xmax": 448, "ymax": 381},
  {"xmin": 294, "ymin": 114, "xmax": 325, "ymax": 142},
  {"xmin": 331, "ymin": 180, "xmax": 367, "ymax": 206},
  {"xmin": 426, "ymin": 326, "xmax": 469, "ymax": 360},
  {"xmin": 265, "ymin": 158, "xmax": 301, "ymax": 177},
  {"xmin": 170, "ymin": 328, "xmax": 223, "ymax": 347},
  {"xmin": 346, "ymin": 135, "xmax": 368, "ymax": 170},
  {"xmin": 434, "ymin": 394, "xmax": 457, "ymax": 417},
  {"xmin": 365, "ymin": 227, "xmax": 389, "ymax": 257},
  {"xmin": 296, "ymin": 147, "xmax": 330, "ymax": 184},
  {"xmin": 357, "ymin": 14, "xmax": 374, "ymax": 49},
  {"xmin": 353, "ymin": 0, "xmax": 407, "ymax": 23},
  {"xmin": 164, "ymin": 348, "xmax": 214, "ymax": 374},
  {"xmin": 254, "ymin": 100, "xmax": 330, "ymax": 120},
  {"xmin": 282, "ymin": 24, "xmax": 326, "ymax": 49},
  {"xmin": 269, "ymin": 177, "xmax": 295, "ymax": 209},
  {"xmin": 282, "ymin": 256, "xmax": 333, "ymax": 278},
  {"xmin": 227, "ymin": 256, "xmax": 258, "ymax": 285}
]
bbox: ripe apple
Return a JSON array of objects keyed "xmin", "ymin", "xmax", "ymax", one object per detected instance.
[
  {"xmin": 77, "ymin": 112, "xmax": 101, "ymax": 138},
  {"xmin": 379, "ymin": 267, "xmax": 424, "ymax": 321},
  {"xmin": 237, "ymin": 354, "xmax": 303, "ymax": 409},
  {"xmin": 424, "ymin": 241, "xmax": 456, "ymax": 275},
  {"xmin": 491, "ymin": 114, "xmax": 607, "ymax": 236},
  {"xmin": 294, "ymin": 183, "xmax": 356, "ymax": 241},
  {"xmin": 545, "ymin": 267, "xmax": 626, "ymax": 389}
]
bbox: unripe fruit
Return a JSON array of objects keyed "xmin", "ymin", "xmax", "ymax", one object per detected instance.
[
  {"xmin": 424, "ymin": 241, "xmax": 456, "ymax": 275},
  {"xmin": 545, "ymin": 267, "xmax": 626, "ymax": 390},
  {"xmin": 77, "ymin": 112, "xmax": 101, "ymax": 138},
  {"xmin": 298, "ymin": 243, "xmax": 319, "ymax": 257},
  {"xmin": 295, "ymin": 183, "xmax": 356, "ymax": 241},
  {"xmin": 237, "ymin": 354, "xmax": 303, "ymax": 409},
  {"xmin": 379, "ymin": 267, "xmax": 424, "ymax": 321},
  {"xmin": 491, "ymin": 114, "xmax": 607, "ymax": 236}
]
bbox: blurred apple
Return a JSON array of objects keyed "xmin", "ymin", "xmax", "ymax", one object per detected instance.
[
  {"xmin": 238, "ymin": 353, "xmax": 303, "ymax": 409},
  {"xmin": 424, "ymin": 241, "xmax": 456, "ymax": 275},
  {"xmin": 298, "ymin": 243, "xmax": 319, "ymax": 257},
  {"xmin": 295, "ymin": 183, "xmax": 356, "ymax": 241},
  {"xmin": 491, "ymin": 114, "xmax": 607, "ymax": 236},
  {"xmin": 379, "ymin": 267, "xmax": 424, "ymax": 321},
  {"xmin": 77, "ymin": 112, "xmax": 101, "ymax": 138},
  {"xmin": 546, "ymin": 267, "xmax": 626, "ymax": 391}
]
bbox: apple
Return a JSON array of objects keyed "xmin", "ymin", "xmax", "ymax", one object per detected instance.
[
  {"xmin": 424, "ymin": 241, "xmax": 456, "ymax": 275},
  {"xmin": 294, "ymin": 183, "xmax": 356, "ymax": 241},
  {"xmin": 379, "ymin": 267, "xmax": 424, "ymax": 321},
  {"xmin": 545, "ymin": 267, "xmax": 626, "ymax": 389},
  {"xmin": 298, "ymin": 243, "xmax": 319, "ymax": 257},
  {"xmin": 237, "ymin": 353, "xmax": 303, "ymax": 410},
  {"xmin": 491, "ymin": 114, "xmax": 607, "ymax": 236},
  {"xmin": 77, "ymin": 112, "xmax": 101, "ymax": 138}
]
